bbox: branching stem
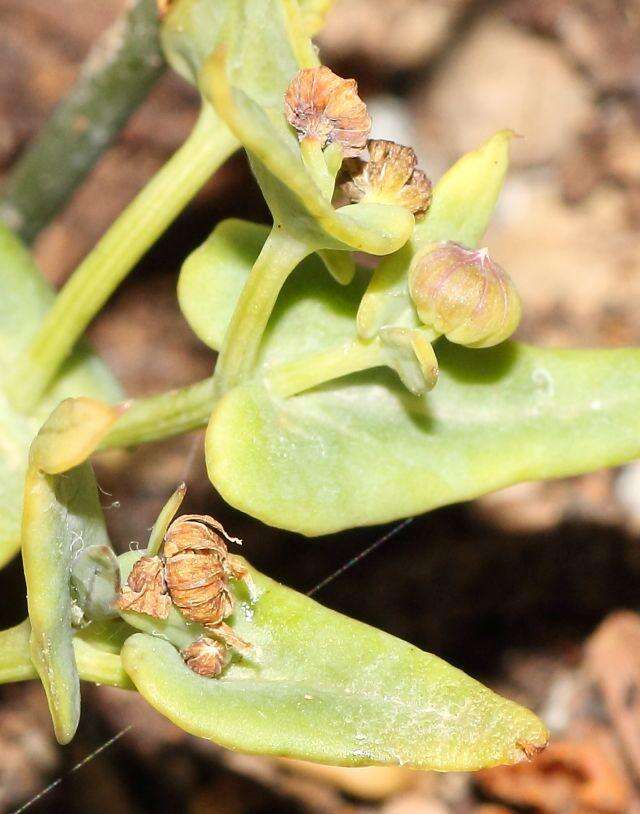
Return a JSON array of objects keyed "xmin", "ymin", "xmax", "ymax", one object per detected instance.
[
  {"xmin": 9, "ymin": 105, "xmax": 236, "ymax": 412},
  {"xmin": 212, "ymin": 227, "xmax": 311, "ymax": 394},
  {"xmin": 0, "ymin": 0, "xmax": 165, "ymax": 243},
  {"xmin": 267, "ymin": 338, "xmax": 385, "ymax": 397}
]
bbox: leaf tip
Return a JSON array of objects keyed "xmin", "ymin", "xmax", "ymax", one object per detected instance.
[{"xmin": 516, "ymin": 736, "xmax": 549, "ymax": 762}]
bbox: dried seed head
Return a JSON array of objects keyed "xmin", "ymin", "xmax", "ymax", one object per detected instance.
[
  {"xmin": 116, "ymin": 556, "xmax": 171, "ymax": 619},
  {"xmin": 182, "ymin": 636, "xmax": 229, "ymax": 677},
  {"xmin": 341, "ymin": 140, "xmax": 432, "ymax": 218},
  {"xmin": 163, "ymin": 515, "xmax": 248, "ymax": 628},
  {"xmin": 409, "ymin": 242, "xmax": 522, "ymax": 348},
  {"xmin": 156, "ymin": 0, "xmax": 173, "ymax": 18},
  {"xmin": 284, "ymin": 66, "xmax": 371, "ymax": 157},
  {"xmin": 163, "ymin": 514, "xmax": 229, "ymax": 559}
]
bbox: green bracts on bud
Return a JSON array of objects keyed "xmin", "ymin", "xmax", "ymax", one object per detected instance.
[{"xmin": 409, "ymin": 241, "xmax": 522, "ymax": 349}]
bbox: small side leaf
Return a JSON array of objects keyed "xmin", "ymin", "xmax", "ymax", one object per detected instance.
[
  {"xmin": 23, "ymin": 398, "xmax": 119, "ymax": 743},
  {"xmin": 178, "ymin": 219, "xmax": 364, "ymax": 355},
  {"xmin": 147, "ymin": 482, "xmax": 187, "ymax": 556},
  {"xmin": 0, "ymin": 224, "xmax": 121, "ymax": 569},
  {"xmin": 121, "ymin": 559, "xmax": 547, "ymax": 770}
]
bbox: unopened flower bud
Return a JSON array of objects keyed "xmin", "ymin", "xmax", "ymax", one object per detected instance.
[
  {"xmin": 341, "ymin": 140, "xmax": 432, "ymax": 218},
  {"xmin": 409, "ymin": 242, "xmax": 521, "ymax": 348},
  {"xmin": 284, "ymin": 66, "xmax": 371, "ymax": 157}
]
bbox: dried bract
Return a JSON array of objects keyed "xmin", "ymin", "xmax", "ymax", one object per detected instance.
[
  {"xmin": 341, "ymin": 140, "xmax": 432, "ymax": 218},
  {"xmin": 409, "ymin": 241, "xmax": 522, "ymax": 348},
  {"xmin": 163, "ymin": 515, "xmax": 250, "ymax": 630},
  {"xmin": 116, "ymin": 556, "xmax": 171, "ymax": 619},
  {"xmin": 156, "ymin": 0, "xmax": 173, "ymax": 18},
  {"xmin": 182, "ymin": 636, "xmax": 229, "ymax": 677},
  {"xmin": 284, "ymin": 66, "xmax": 371, "ymax": 157}
]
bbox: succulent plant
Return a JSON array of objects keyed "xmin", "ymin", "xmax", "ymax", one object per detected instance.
[{"xmin": 1, "ymin": 0, "xmax": 640, "ymax": 777}]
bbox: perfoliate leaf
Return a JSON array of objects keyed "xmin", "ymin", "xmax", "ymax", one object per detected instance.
[
  {"xmin": 207, "ymin": 344, "xmax": 640, "ymax": 534},
  {"xmin": 120, "ymin": 557, "xmax": 547, "ymax": 770},
  {"xmin": 184, "ymin": 210, "xmax": 640, "ymax": 537},
  {"xmin": 0, "ymin": 225, "xmax": 121, "ymax": 568}
]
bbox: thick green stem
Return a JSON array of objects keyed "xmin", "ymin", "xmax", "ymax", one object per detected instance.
[
  {"xmin": 268, "ymin": 338, "xmax": 385, "ymax": 397},
  {"xmin": 213, "ymin": 228, "xmax": 311, "ymax": 394},
  {"xmin": 101, "ymin": 376, "xmax": 217, "ymax": 449},
  {"xmin": 300, "ymin": 138, "xmax": 339, "ymax": 200},
  {"xmin": 9, "ymin": 105, "xmax": 237, "ymax": 413},
  {"xmin": 0, "ymin": 621, "xmax": 131, "ymax": 689},
  {"xmin": 0, "ymin": 0, "xmax": 165, "ymax": 243}
]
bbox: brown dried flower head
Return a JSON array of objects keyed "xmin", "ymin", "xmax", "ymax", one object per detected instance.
[
  {"xmin": 163, "ymin": 515, "xmax": 249, "ymax": 629},
  {"xmin": 341, "ymin": 139, "xmax": 432, "ymax": 218},
  {"xmin": 182, "ymin": 636, "xmax": 229, "ymax": 677},
  {"xmin": 156, "ymin": 0, "xmax": 173, "ymax": 18},
  {"xmin": 284, "ymin": 66, "xmax": 371, "ymax": 157},
  {"xmin": 116, "ymin": 556, "xmax": 171, "ymax": 619}
]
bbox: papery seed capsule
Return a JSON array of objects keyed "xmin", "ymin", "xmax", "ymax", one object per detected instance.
[
  {"xmin": 284, "ymin": 66, "xmax": 371, "ymax": 157},
  {"xmin": 408, "ymin": 241, "xmax": 522, "ymax": 348},
  {"xmin": 182, "ymin": 636, "xmax": 229, "ymax": 677},
  {"xmin": 341, "ymin": 139, "xmax": 432, "ymax": 218},
  {"xmin": 163, "ymin": 515, "xmax": 249, "ymax": 629},
  {"xmin": 116, "ymin": 556, "xmax": 171, "ymax": 619}
]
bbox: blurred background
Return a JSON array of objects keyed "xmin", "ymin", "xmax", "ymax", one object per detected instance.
[{"xmin": 2, "ymin": 0, "xmax": 640, "ymax": 811}]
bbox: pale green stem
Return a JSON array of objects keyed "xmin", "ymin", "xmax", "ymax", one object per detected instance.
[
  {"xmin": 146, "ymin": 483, "xmax": 186, "ymax": 556},
  {"xmin": 300, "ymin": 138, "xmax": 336, "ymax": 200},
  {"xmin": 8, "ymin": 105, "xmax": 237, "ymax": 413},
  {"xmin": 268, "ymin": 338, "xmax": 385, "ymax": 397},
  {"xmin": 101, "ymin": 375, "xmax": 217, "ymax": 449},
  {"xmin": 0, "ymin": 621, "xmax": 131, "ymax": 689},
  {"xmin": 213, "ymin": 228, "xmax": 311, "ymax": 394}
]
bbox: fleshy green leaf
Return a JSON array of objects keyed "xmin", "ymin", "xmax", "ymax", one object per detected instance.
[
  {"xmin": 23, "ymin": 398, "xmax": 119, "ymax": 743},
  {"xmin": 207, "ymin": 344, "xmax": 640, "ymax": 534},
  {"xmin": 0, "ymin": 225, "xmax": 121, "ymax": 568},
  {"xmin": 120, "ymin": 557, "xmax": 547, "ymax": 770}
]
